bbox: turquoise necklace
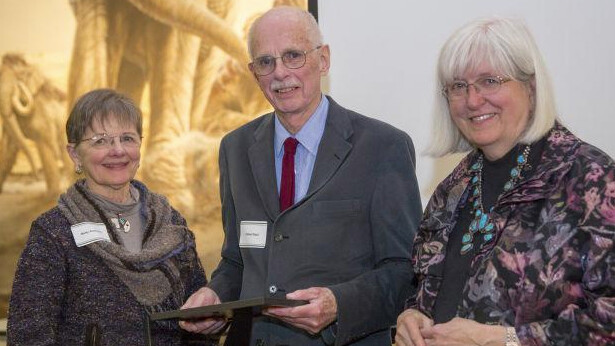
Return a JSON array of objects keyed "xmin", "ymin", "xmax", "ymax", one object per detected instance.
[{"xmin": 460, "ymin": 145, "xmax": 531, "ymax": 255}]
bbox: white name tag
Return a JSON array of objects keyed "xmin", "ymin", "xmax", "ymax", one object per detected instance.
[
  {"xmin": 71, "ymin": 222, "xmax": 111, "ymax": 247},
  {"xmin": 239, "ymin": 221, "xmax": 267, "ymax": 248}
]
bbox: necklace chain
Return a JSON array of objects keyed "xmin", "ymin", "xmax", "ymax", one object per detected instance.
[{"xmin": 460, "ymin": 145, "xmax": 531, "ymax": 255}]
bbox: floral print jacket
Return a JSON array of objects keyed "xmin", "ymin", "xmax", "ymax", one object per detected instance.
[{"xmin": 409, "ymin": 123, "xmax": 615, "ymax": 345}]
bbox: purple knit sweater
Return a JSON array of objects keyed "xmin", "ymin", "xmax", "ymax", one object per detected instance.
[{"xmin": 8, "ymin": 204, "xmax": 214, "ymax": 345}]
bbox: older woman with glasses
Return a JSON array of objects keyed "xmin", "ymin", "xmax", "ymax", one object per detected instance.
[
  {"xmin": 8, "ymin": 89, "xmax": 213, "ymax": 345},
  {"xmin": 396, "ymin": 17, "xmax": 615, "ymax": 346}
]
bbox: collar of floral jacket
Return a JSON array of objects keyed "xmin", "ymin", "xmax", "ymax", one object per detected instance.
[
  {"xmin": 415, "ymin": 122, "xmax": 581, "ymax": 278},
  {"xmin": 444, "ymin": 121, "xmax": 579, "ymax": 213}
]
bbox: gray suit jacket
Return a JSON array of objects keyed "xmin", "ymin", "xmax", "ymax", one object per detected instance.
[{"xmin": 208, "ymin": 97, "xmax": 422, "ymax": 345}]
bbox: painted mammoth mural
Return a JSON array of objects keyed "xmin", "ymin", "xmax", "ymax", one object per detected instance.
[
  {"xmin": 66, "ymin": 0, "xmax": 306, "ymax": 218},
  {"xmin": 67, "ymin": 0, "xmax": 254, "ymax": 216},
  {"xmin": 0, "ymin": 54, "xmax": 71, "ymax": 195}
]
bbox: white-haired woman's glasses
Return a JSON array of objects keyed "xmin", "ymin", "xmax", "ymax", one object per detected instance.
[{"xmin": 443, "ymin": 75, "xmax": 511, "ymax": 100}]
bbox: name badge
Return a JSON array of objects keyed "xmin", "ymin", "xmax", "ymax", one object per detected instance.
[
  {"xmin": 239, "ymin": 221, "xmax": 267, "ymax": 248},
  {"xmin": 71, "ymin": 222, "xmax": 111, "ymax": 247}
]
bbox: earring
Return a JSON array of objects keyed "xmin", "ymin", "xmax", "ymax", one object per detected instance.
[{"xmin": 75, "ymin": 165, "xmax": 83, "ymax": 174}]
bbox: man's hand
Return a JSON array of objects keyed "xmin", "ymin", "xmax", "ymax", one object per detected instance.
[
  {"xmin": 178, "ymin": 287, "xmax": 227, "ymax": 334},
  {"xmin": 264, "ymin": 287, "xmax": 338, "ymax": 334},
  {"xmin": 395, "ymin": 308, "xmax": 433, "ymax": 346}
]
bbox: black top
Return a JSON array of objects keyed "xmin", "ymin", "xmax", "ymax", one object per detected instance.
[{"xmin": 432, "ymin": 137, "xmax": 546, "ymax": 324}]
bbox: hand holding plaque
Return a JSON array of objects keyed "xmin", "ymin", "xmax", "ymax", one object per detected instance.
[
  {"xmin": 263, "ymin": 287, "xmax": 338, "ymax": 335},
  {"xmin": 177, "ymin": 287, "xmax": 226, "ymax": 335}
]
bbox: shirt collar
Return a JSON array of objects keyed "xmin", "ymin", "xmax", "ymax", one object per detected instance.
[{"xmin": 274, "ymin": 95, "xmax": 329, "ymax": 157}]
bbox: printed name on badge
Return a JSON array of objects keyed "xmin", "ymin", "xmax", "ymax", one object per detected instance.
[
  {"xmin": 239, "ymin": 221, "xmax": 267, "ymax": 248},
  {"xmin": 71, "ymin": 222, "xmax": 111, "ymax": 247}
]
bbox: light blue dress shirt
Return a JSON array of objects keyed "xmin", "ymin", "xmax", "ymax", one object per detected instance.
[{"xmin": 274, "ymin": 95, "xmax": 329, "ymax": 204}]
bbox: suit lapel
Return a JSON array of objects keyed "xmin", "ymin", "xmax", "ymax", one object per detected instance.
[
  {"xmin": 248, "ymin": 114, "xmax": 279, "ymax": 221},
  {"xmin": 305, "ymin": 97, "xmax": 353, "ymax": 199}
]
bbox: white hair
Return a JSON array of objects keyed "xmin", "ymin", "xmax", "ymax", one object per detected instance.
[{"xmin": 428, "ymin": 17, "xmax": 558, "ymax": 157}]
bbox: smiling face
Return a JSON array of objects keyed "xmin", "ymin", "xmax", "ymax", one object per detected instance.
[
  {"xmin": 448, "ymin": 62, "xmax": 534, "ymax": 160},
  {"xmin": 67, "ymin": 114, "xmax": 141, "ymax": 202},
  {"xmin": 249, "ymin": 10, "xmax": 330, "ymax": 133}
]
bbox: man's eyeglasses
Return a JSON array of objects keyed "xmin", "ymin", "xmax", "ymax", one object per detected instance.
[
  {"xmin": 443, "ymin": 75, "xmax": 511, "ymax": 100},
  {"xmin": 250, "ymin": 46, "xmax": 322, "ymax": 76},
  {"xmin": 77, "ymin": 133, "xmax": 142, "ymax": 150}
]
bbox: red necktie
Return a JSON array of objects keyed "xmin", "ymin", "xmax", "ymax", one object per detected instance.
[{"xmin": 280, "ymin": 137, "xmax": 299, "ymax": 212}]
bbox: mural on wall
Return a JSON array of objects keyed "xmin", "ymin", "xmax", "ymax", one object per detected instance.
[{"xmin": 0, "ymin": 0, "xmax": 307, "ymax": 318}]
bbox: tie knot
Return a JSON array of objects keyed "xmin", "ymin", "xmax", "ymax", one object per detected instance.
[{"xmin": 283, "ymin": 137, "xmax": 299, "ymax": 155}]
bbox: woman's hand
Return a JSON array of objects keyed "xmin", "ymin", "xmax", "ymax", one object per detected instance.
[
  {"xmin": 395, "ymin": 309, "xmax": 434, "ymax": 346},
  {"xmin": 178, "ymin": 287, "xmax": 227, "ymax": 334},
  {"xmin": 420, "ymin": 317, "xmax": 506, "ymax": 346}
]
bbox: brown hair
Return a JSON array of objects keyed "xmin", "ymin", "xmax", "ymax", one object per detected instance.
[{"xmin": 66, "ymin": 89, "xmax": 142, "ymax": 144}]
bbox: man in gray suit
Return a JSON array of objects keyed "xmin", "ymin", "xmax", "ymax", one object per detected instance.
[{"xmin": 180, "ymin": 6, "xmax": 422, "ymax": 345}]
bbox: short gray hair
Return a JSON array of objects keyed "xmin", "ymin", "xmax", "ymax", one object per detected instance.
[
  {"xmin": 428, "ymin": 17, "xmax": 558, "ymax": 157},
  {"xmin": 247, "ymin": 6, "xmax": 323, "ymax": 58},
  {"xmin": 66, "ymin": 88, "xmax": 142, "ymax": 144}
]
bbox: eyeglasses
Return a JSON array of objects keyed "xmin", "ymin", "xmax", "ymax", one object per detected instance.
[
  {"xmin": 443, "ymin": 75, "xmax": 511, "ymax": 100},
  {"xmin": 250, "ymin": 46, "xmax": 322, "ymax": 76},
  {"xmin": 77, "ymin": 133, "xmax": 142, "ymax": 150}
]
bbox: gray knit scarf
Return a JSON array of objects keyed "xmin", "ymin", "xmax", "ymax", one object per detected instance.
[{"xmin": 58, "ymin": 179, "xmax": 193, "ymax": 313}]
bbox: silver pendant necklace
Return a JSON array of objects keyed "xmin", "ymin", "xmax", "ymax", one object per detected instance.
[
  {"xmin": 110, "ymin": 189, "xmax": 135, "ymax": 233},
  {"xmin": 112, "ymin": 213, "xmax": 131, "ymax": 233}
]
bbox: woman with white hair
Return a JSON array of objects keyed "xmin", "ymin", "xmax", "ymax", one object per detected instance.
[{"xmin": 396, "ymin": 17, "xmax": 614, "ymax": 345}]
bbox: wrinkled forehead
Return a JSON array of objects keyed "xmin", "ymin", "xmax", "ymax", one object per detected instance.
[{"xmin": 252, "ymin": 30, "xmax": 311, "ymax": 56}]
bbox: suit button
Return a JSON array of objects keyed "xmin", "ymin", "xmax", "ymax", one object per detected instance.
[
  {"xmin": 269, "ymin": 285, "xmax": 277, "ymax": 294},
  {"xmin": 274, "ymin": 233, "xmax": 283, "ymax": 242}
]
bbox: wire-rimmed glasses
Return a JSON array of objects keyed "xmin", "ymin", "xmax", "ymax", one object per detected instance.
[
  {"xmin": 250, "ymin": 46, "xmax": 322, "ymax": 76},
  {"xmin": 77, "ymin": 133, "xmax": 142, "ymax": 150}
]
